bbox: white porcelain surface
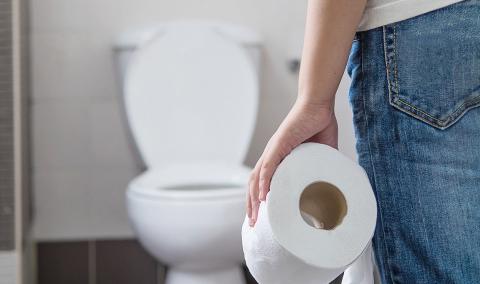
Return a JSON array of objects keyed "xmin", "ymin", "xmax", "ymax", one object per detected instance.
[
  {"xmin": 114, "ymin": 21, "xmax": 262, "ymax": 50},
  {"xmin": 122, "ymin": 23, "xmax": 260, "ymax": 284},
  {"xmin": 127, "ymin": 164, "xmax": 248, "ymax": 283},
  {"xmin": 129, "ymin": 162, "xmax": 250, "ymax": 199},
  {"xmin": 114, "ymin": 22, "xmax": 263, "ymax": 83},
  {"xmin": 124, "ymin": 23, "xmax": 258, "ymax": 168}
]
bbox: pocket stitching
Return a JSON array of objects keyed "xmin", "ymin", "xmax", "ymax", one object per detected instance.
[
  {"xmin": 383, "ymin": 24, "xmax": 480, "ymax": 130},
  {"xmin": 393, "ymin": 25, "xmax": 400, "ymax": 95},
  {"xmin": 392, "ymin": 86, "xmax": 480, "ymax": 130}
]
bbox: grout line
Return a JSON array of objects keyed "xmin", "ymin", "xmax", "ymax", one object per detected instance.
[
  {"xmin": 88, "ymin": 240, "xmax": 96, "ymax": 284},
  {"xmin": 156, "ymin": 262, "xmax": 164, "ymax": 284}
]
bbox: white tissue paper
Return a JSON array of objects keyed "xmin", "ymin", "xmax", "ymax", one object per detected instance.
[
  {"xmin": 241, "ymin": 143, "xmax": 377, "ymax": 284},
  {"xmin": 342, "ymin": 243, "xmax": 376, "ymax": 284}
]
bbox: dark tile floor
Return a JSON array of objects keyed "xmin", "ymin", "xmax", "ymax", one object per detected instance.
[
  {"xmin": 95, "ymin": 239, "xmax": 159, "ymax": 284},
  {"xmin": 37, "ymin": 239, "xmax": 161, "ymax": 284},
  {"xmin": 37, "ymin": 239, "xmax": 343, "ymax": 284},
  {"xmin": 37, "ymin": 241, "xmax": 90, "ymax": 284}
]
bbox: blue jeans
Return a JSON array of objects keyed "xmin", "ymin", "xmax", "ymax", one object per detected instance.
[{"xmin": 347, "ymin": 1, "xmax": 480, "ymax": 283}]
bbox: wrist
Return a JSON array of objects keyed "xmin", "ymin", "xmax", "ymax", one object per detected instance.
[{"xmin": 295, "ymin": 95, "xmax": 335, "ymax": 115}]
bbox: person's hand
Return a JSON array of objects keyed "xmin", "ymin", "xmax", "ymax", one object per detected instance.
[{"xmin": 247, "ymin": 99, "xmax": 338, "ymax": 226}]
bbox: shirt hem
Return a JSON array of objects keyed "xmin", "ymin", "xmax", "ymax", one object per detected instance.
[{"xmin": 357, "ymin": 0, "xmax": 464, "ymax": 31}]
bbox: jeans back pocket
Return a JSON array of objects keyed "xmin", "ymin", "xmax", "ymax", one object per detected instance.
[{"xmin": 383, "ymin": 1, "xmax": 480, "ymax": 130}]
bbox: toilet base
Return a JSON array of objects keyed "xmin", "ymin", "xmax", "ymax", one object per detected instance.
[{"xmin": 165, "ymin": 265, "xmax": 246, "ymax": 284}]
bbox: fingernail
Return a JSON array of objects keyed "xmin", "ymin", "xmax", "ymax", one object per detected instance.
[
  {"xmin": 249, "ymin": 218, "xmax": 255, "ymax": 227},
  {"xmin": 259, "ymin": 192, "xmax": 265, "ymax": 201}
]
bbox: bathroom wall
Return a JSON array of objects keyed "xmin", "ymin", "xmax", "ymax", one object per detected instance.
[
  {"xmin": 1, "ymin": 0, "xmax": 32, "ymax": 282},
  {"xmin": 31, "ymin": 1, "xmax": 355, "ymax": 283},
  {"xmin": 31, "ymin": 0, "xmax": 356, "ymax": 242}
]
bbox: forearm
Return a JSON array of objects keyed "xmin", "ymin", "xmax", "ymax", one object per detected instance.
[
  {"xmin": 248, "ymin": 0, "xmax": 366, "ymax": 222},
  {"xmin": 298, "ymin": 0, "xmax": 367, "ymax": 108}
]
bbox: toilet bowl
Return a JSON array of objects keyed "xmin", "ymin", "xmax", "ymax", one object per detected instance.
[
  {"xmin": 114, "ymin": 21, "xmax": 261, "ymax": 284},
  {"xmin": 127, "ymin": 163, "xmax": 250, "ymax": 284}
]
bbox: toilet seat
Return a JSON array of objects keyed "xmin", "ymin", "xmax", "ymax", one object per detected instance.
[
  {"xmin": 124, "ymin": 23, "xmax": 258, "ymax": 169},
  {"xmin": 128, "ymin": 162, "xmax": 250, "ymax": 200}
]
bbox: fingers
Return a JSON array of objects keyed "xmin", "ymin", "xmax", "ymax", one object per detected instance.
[
  {"xmin": 248, "ymin": 157, "xmax": 263, "ymax": 226},
  {"xmin": 247, "ymin": 139, "xmax": 292, "ymax": 227},
  {"xmin": 245, "ymin": 103, "xmax": 337, "ymax": 226},
  {"xmin": 246, "ymin": 190, "xmax": 252, "ymax": 219},
  {"xmin": 258, "ymin": 162, "xmax": 275, "ymax": 201},
  {"xmin": 250, "ymin": 199, "xmax": 260, "ymax": 227},
  {"xmin": 258, "ymin": 140, "xmax": 290, "ymax": 201}
]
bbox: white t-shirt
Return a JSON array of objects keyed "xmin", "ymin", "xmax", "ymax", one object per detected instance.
[{"xmin": 358, "ymin": 0, "xmax": 464, "ymax": 31}]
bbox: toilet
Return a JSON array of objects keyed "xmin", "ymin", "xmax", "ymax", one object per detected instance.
[{"xmin": 113, "ymin": 22, "xmax": 261, "ymax": 284}]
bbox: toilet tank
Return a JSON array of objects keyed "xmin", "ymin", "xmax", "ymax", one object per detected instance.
[{"xmin": 113, "ymin": 21, "xmax": 263, "ymax": 83}]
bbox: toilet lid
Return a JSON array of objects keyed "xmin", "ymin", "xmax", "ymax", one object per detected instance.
[{"xmin": 124, "ymin": 24, "xmax": 258, "ymax": 168}]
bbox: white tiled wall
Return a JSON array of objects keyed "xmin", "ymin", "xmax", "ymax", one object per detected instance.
[{"xmin": 31, "ymin": 0, "xmax": 355, "ymax": 240}]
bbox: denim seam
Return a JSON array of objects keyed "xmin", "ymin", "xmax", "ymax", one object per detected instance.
[
  {"xmin": 383, "ymin": 26, "xmax": 393, "ymax": 108},
  {"xmin": 385, "ymin": 24, "xmax": 480, "ymax": 130},
  {"xmin": 393, "ymin": 95, "xmax": 480, "ymax": 129},
  {"xmin": 367, "ymin": 30, "xmax": 396, "ymax": 284},
  {"xmin": 393, "ymin": 25, "xmax": 399, "ymax": 95}
]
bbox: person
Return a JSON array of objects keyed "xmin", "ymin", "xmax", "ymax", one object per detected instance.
[{"xmin": 246, "ymin": 0, "xmax": 480, "ymax": 283}]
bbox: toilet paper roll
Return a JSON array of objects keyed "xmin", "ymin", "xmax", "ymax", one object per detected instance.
[{"xmin": 242, "ymin": 143, "xmax": 377, "ymax": 284}]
